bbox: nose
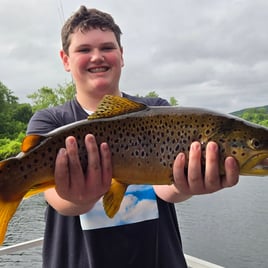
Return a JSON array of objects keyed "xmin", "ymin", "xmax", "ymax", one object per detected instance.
[{"xmin": 90, "ymin": 49, "xmax": 104, "ymax": 62}]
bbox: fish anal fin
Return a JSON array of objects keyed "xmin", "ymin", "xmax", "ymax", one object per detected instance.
[
  {"xmin": 21, "ymin": 135, "xmax": 46, "ymax": 153},
  {"xmin": 88, "ymin": 95, "xmax": 147, "ymax": 119},
  {"xmin": 0, "ymin": 198, "xmax": 22, "ymax": 245},
  {"xmin": 103, "ymin": 179, "xmax": 128, "ymax": 218},
  {"xmin": 23, "ymin": 181, "xmax": 55, "ymax": 199}
]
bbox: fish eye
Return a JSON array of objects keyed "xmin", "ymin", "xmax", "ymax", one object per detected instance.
[{"xmin": 249, "ymin": 138, "xmax": 261, "ymax": 149}]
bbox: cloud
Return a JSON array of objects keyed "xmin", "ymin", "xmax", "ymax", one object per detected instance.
[
  {"xmin": 1, "ymin": 0, "xmax": 268, "ymax": 113},
  {"xmin": 80, "ymin": 185, "xmax": 158, "ymax": 230}
]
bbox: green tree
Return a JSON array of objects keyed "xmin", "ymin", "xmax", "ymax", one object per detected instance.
[
  {"xmin": 0, "ymin": 82, "xmax": 33, "ymax": 159},
  {"xmin": 0, "ymin": 137, "xmax": 22, "ymax": 159},
  {"xmin": 237, "ymin": 106, "xmax": 268, "ymax": 127},
  {"xmin": 260, "ymin": 120, "xmax": 268, "ymax": 127},
  {"xmin": 28, "ymin": 82, "xmax": 76, "ymax": 112},
  {"xmin": 12, "ymin": 103, "xmax": 33, "ymax": 124},
  {"xmin": 137, "ymin": 91, "xmax": 178, "ymax": 106},
  {"xmin": 145, "ymin": 91, "xmax": 159, "ymax": 98},
  {"xmin": 0, "ymin": 82, "xmax": 32, "ymax": 140},
  {"xmin": 0, "ymin": 81, "xmax": 18, "ymax": 111},
  {"xmin": 169, "ymin": 96, "xmax": 178, "ymax": 106}
]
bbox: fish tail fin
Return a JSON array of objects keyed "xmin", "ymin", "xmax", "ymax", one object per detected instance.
[
  {"xmin": 0, "ymin": 198, "xmax": 22, "ymax": 245},
  {"xmin": 103, "ymin": 179, "xmax": 128, "ymax": 218}
]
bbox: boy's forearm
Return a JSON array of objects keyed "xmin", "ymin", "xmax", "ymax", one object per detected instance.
[
  {"xmin": 153, "ymin": 185, "xmax": 192, "ymax": 203},
  {"xmin": 44, "ymin": 188, "xmax": 97, "ymax": 216}
]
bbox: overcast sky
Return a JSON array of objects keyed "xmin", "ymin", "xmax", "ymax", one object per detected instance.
[{"xmin": 1, "ymin": 0, "xmax": 268, "ymax": 113}]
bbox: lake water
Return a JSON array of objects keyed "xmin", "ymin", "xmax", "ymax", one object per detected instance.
[
  {"xmin": 177, "ymin": 176, "xmax": 268, "ymax": 268},
  {"xmin": 1, "ymin": 176, "xmax": 268, "ymax": 267}
]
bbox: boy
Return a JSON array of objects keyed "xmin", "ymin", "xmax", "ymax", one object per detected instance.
[{"xmin": 27, "ymin": 6, "xmax": 239, "ymax": 268}]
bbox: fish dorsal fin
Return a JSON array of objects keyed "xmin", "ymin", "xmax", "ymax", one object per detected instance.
[
  {"xmin": 88, "ymin": 95, "xmax": 147, "ymax": 119},
  {"xmin": 21, "ymin": 135, "xmax": 46, "ymax": 153}
]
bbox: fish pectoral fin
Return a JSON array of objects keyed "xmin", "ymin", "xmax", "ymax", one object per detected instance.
[
  {"xmin": 23, "ymin": 181, "xmax": 55, "ymax": 199},
  {"xmin": 103, "ymin": 179, "xmax": 128, "ymax": 218},
  {"xmin": 0, "ymin": 199, "xmax": 22, "ymax": 245},
  {"xmin": 88, "ymin": 95, "xmax": 147, "ymax": 119},
  {"xmin": 21, "ymin": 134, "xmax": 47, "ymax": 153}
]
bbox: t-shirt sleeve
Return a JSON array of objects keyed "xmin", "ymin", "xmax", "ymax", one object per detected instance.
[
  {"xmin": 26, "ymin": 109, "xmax": 61, "ymax": 135},
  {"xmin": 153, "ymin": 97, "xmax": 170, "ymax": 106},
  {"xmin": 122, "ymin": 92, "xmax": 170, "ymax": 107}
]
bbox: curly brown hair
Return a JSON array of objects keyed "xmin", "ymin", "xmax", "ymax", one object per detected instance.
[{"xmin": 61, "ymin": 6, "xmax": 122, "ymax": 54}]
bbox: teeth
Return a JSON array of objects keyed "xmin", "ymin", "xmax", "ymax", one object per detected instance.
[{"xmin": 89, "ymin": 67, "xmax": 108, "ymax": 73}]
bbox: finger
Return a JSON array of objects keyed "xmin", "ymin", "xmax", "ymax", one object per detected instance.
[
  {"xmin": 204, "ymin": 141, "xmax": 221, "ymax": 191},
  {"xmin": 100, "ymin": 142, "xmax": 112, "ymax": 190},
  {"xmin": 54, "ymin": 147, "xmax": 70, "ymax": 197},
  {"xmin": 173, "ymin": 153, "xmax": 188, "ymax": 193},
  {"xmin": 65, "ymin": 136, "xmax": 84, "ymax": 189},
  {"xmin": 85, "ymin": 134, "xmax": 102, "ymax": 184},
  {"xmin": 222, "ymin": 157, "xmax": 239, "ymax": 188},
  {"xmin": 187, "ymin": 142, "xmax": 204, "ymax": 192}
]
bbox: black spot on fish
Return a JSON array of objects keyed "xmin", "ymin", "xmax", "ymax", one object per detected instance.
[{"xmin": 175, "ymin": 144, "xmax": 180, "ymax": 151}]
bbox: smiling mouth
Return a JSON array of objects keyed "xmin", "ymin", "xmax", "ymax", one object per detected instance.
[{"xmin": 88, "ymin": 67, "xmax": 109, "ymax": 73}]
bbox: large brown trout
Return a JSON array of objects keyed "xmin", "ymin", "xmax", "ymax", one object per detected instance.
[{"xmin": 1, "ymin": 95, "xmax": 268, "ymax": 244}]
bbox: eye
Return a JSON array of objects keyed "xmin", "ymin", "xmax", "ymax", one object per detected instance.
[
  {"xmin": 102, "ymin": 46, "xmax": 115, "ymax": 51},
  {"xmin": 78, "ymin": 48, "xmax": 90, "ymax": 53},
  {"xmin": 249, "ymin": 138, "xmax": 261, "ymax": 149}
]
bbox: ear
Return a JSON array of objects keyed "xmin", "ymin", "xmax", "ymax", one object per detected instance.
[
  {"xmin": 120, "ymin": 47, "xmax": 124, "ymax": 68},
  {"xmin": 60, "ymin": 50, "xmax": 71, "ymax": 72}
]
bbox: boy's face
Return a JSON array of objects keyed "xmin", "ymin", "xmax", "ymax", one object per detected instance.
[{"xmin": 61, "ymin": 28, "xmax": 124, "ymax": 98}]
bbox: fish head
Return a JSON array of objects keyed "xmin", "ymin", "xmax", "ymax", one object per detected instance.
[
  {"xmin": 235, "ymin": 135, "xmax": 268, "ymax": 176},
  {"xmin": 215, "ymin": 118, "xmax": 268, "ymax": 176}
]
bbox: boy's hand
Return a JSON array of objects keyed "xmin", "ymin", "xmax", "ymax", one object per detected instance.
[
  {"xmin": 54, "ymin": 134, "xmax": 112, "ymax": 208},
  {"xmin": 173, "ymin": 141, "xmax": 239, "ymax": 195}
]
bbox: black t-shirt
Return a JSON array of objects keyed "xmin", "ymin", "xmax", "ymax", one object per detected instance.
[{"xmin": 27, "ymin": 92, "xmax": 187, "ymax": 268}]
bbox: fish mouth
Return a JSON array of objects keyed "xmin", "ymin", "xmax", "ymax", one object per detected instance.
[{"xmin": 240, "ymin": 154, "xmax": 268, "ymax": 176}]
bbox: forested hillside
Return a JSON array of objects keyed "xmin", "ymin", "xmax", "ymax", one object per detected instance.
[
  {"xmin": 0, "ymin": 81, "xmax": 76, "ymax": 159},
  {"xmin": 0, "ymin": 80, "xmax": 267, "ymax": 160},
  {"xmin": 232, "ymin": 106, "xmax": 268, "ymax": 127}
]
